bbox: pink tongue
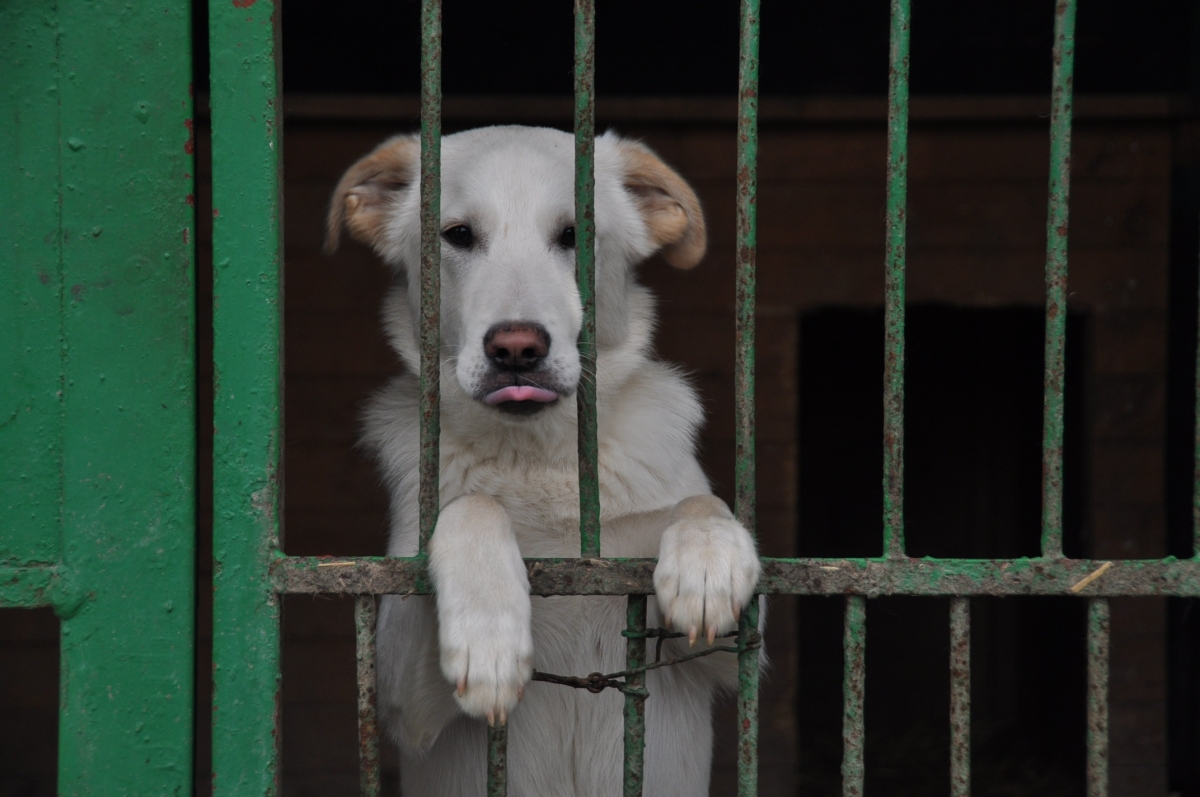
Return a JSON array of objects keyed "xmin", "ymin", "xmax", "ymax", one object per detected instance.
[{"xmin": 484, "ymin": 385, "xmax": 560, "ymax": 405}]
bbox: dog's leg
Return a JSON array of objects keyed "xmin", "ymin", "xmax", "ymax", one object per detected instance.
[
  {"xmin": 430, "ymin": 494, "xmax": 534, "ymax": 724},
  {"xmin": 653, "ymin": 494, "xmax": 761, "ymax": 645}
]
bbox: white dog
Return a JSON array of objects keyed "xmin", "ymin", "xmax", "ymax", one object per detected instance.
[{"xmin": 326, "ymin": 126, "xmax": 762, "ymax": 796}]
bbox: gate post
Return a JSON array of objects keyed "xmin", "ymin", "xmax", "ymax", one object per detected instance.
[{"xmin": 1, "ymin": 1, "xmax": 197, "ymax": 793}]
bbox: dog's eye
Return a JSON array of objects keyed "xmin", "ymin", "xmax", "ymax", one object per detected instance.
[
  {"xmin": 442, "ymin": 225, "xmax": 474, "ymax": 248},
  {"xmin": 557, "ymin": 225, "xmax": 576, "ymax": 249}
]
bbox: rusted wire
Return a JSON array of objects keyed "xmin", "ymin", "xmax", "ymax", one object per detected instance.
[{"xmin": 530, "ymin": 627, "xmax": 759, "ymax": 697}]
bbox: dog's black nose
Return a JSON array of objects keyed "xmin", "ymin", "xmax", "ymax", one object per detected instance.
[{"xmin": 484, "ymin": 323, "xmax": 550, "ymax": 371}]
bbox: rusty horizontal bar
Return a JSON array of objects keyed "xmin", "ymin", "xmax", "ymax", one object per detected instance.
[{"xmin": 272, "ymin": 556, "xmax": 1200, "ymax": 597}]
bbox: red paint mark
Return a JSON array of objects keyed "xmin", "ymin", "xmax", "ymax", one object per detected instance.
[
  {"xmin": 212, "ymin": 208, "xmax": 220, "ymax": 218},
  {"xmin": 183, "ymin": 172, "xmax": 192, "ymax": 180},
  {"xmin": 183, "ymin": 228, "xmax": 190, "ymax": 245},
  {"xmin": 38, "ymin": 270, "xmax": 51, "ymax": 285},
  {"xmin": 185, "ymin": 194, "xmax": 195, "ymax": 207},
  {"xmin": 232, "ymin": 0, "xmax": 256, "ymax": 7},
  {"xmin": 183, "ymin": 119, "xmax": 195, "ymax": 155}
]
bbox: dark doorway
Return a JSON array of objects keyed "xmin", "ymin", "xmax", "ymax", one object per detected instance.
[{"xmin": 796, "ymin": 305, "xmax": 1089, "ymax": 795}]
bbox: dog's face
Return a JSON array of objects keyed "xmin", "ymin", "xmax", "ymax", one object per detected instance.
[{"xmin": 326, "ymin": 126, "xmax": 705, "ymax": 419}]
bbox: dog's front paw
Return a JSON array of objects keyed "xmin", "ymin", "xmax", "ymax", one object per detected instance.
[
  {"xmin": 436, "ymin": 584, "xmax": 533, "ymax": 725},
  {"xmin": 430, "ymin": 495, "xmax": 533, "ymax": 724},
  {"xmin": 653, "ymin": 495, "xmax": 760, "ymax": 645}
]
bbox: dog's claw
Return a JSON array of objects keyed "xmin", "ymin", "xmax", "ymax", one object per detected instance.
[
  {"xmin": 487, "ymin": 710, "xmax": 496, "ymax": 727},
  {"xmin": 688, "ymin": 626, "xmax": 698, "ymax": 647},
  {"xmin": 499, "ymin": 709, "xmax": 507, "ymax": 726},
  {"xmin": 706, "ymin": 624, "xmax": 717, "ymax": 645},
  {"xmin": 732, "ymin": 601, "xmax": 742, "ymax": 622},
  {"xmin": 517, "ymin": 685, "xmax": 525, "ymax": 702},
  {"xmin": 456, "ymin": 676, "xmax": 467, "ymax": 697}
]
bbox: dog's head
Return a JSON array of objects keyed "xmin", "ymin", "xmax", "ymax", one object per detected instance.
[{"xmin": 326, "ymin": 126, "xmax": 705, "ymax": 419}]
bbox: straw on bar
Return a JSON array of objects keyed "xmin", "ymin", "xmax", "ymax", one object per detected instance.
[
  {"xmin": 949, "ymin": 597, "xmax": 970, "ymax": 797},
  {"xmin": 842, "ymin": 596, "xmax": 867, "ymax": 797},
  {"xmin": 574, "ymin": 0, "xmax": 601, "ymax": 559},
  {"xmin": 355, "ymin": 596, "xmax": 381, "ymax": 797},
  {"xmin": 882, "ymin": 0, "xmax": 911, "ymax": 559},
  {"xmin": 734, "ymin": 1, "xmax": 761, "ymax": 794},
  {"xmin": 417, "ymin": 0, "xmax": 443, "ymax": 553},
  {"xmin": 1086, "ymin": 598, "xmax": 1110, "ymax": 797},
  {"xmin": 623, "ymin": 596, "xmax": 648, "ymax": 796},
  {"xmin": 1040, "ymin": 0, "xmax": 1076, "ymax": 559}
]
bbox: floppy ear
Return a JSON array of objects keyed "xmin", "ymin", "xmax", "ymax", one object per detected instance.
[
  {"xmin": 325, "ymin": 134, "xmax": 420, "ymax": 254},
  {"xmin": 618, "ymin": 140, "xmax": 707, "ymax": 269}
]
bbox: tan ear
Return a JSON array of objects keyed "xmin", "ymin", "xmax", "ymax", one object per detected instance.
[
  {"xmin": 618, "ymin": 141, "xmax": 707, "ymax": 269},
  {"xmin": 325, "ymin": 134, "xmax": 420, "ymax": 254}
]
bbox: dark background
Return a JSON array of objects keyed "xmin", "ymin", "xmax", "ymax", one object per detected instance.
[{"xmin": 271, "ymin": 0, "xmax": 1195, "ymax": 96}]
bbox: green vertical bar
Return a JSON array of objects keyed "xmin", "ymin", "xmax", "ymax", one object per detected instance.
[
  {"xmin": 1041, "ymin": 0, "xmax": 1076, "ymax": 559},
  {"xmin": 842, "ymin": 596, "xmax": 866, "ymax": 797},
  {"xmin": 882, "ymin": 0, "xmax": 911, "ymax": 559},
  {"xmin": 0, "ymin": 0, "xmax": 64, "ymax": 569},
  {"xmin": 209, "ymin": 0, "xmax": 284, "ymax": 792},
  {"xmin": 355, "ymin": 596, "xmax": 381, "ymax": 797},
  {"xmin": 735, "ymin": 1, "xmax": 761, "ymax": 793},
  {"xmin": 1195, "ymin": 228, "xmax": 1200, "ymax": 558},
  {"xmin": 575, "ymin": 0, "xmax": 601, "ymax": 559},
  {"xmin": 487, "ymin": 724, "xmax": 508, "ymax": 796},
  {"xmin": 623, "ymin": 596, "xmax": 648, "ymax": 797},
  {"xmin": 418, "ymin": 0, "xmax": 443, "ymax": 553},
  {"xmin": 949, "ymin": 598, "xmax": 971, "ymax": 797},
  {"xmin": 1086, "ymin": 598, "xmax": 1110, "ymax": 797},
  {"xmin": 1, "ymin": 0, "xmax": 197, "ymax": 790}
]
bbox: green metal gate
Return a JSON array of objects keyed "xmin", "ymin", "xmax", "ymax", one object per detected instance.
[
  {"xmin": 4, "ymin": 0, "xmax": 1200, "ymax": 794},
  {"xmin": 1, "ymin": 1, "xmax": 196, "ymax": 793}
]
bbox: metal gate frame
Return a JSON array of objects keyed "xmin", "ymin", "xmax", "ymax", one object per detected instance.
[
  {"xmin": 209, "ymin": 1, "xmax": 1200, "ymax": 795},
  {"xmin": 1, "ymin": 1, "xmax": 197, "ymax": 794},
  {"xmin": 3, "ymin": 0, "xmax": 1200, "ymax": 794}
]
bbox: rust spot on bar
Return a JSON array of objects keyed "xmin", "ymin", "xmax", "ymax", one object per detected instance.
[
  {"xmin": 231, "ymin": 0, "xmax": 256, "ymax": 7},
  {"xmin": 183, "ymin": 119, "xmax": 194, "ymax": 155}
]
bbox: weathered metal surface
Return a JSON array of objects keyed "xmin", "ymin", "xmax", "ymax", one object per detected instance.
[
  {"xmin": 949, "ymin": 598, "xmax": 971, "ymax": 797},
  {"xmin": 1195, "ymin": 237, "xmax": 1200, "ymax": 559},
  {"xmin": 0, "ymin": 564, "xmax": 86, "ymax": 619},
  {"xmin": 842, "ymin": 596, "xmax": 867, "ymax": 797},
  {"xmin": 882, "ymin": 0, "xmax": 911, "ymax": 559},
  {"xmin": 737, "ymin": 598, "xmax": 761, "ymax": 796},
  {"xmin": 735, "ymin": 5, "xmax": 760, "ymax": 791},
  {"xmin": 0, "ymin": 1, "xmax": 64, "ymax": 569},
  {"xmin": 487, "ymin": 724, "xmax": 508, "ymax": 797},
  {"xmin": 209, "ymin": 0, "xmax": 284, "ymax": 792},
  {"xmin": 355, "ymin": 596, "xmax": 381, "ymax": 797},
  {"xmin": 1, "ymin": 0, "xmax": 197, "ymax": 790},
  {"xmin": 623, "ymin": 596, "xmax": 648, "ymax": 797},
  {"xmin": 734, "ymin": 0, "xmax": 759, "ymax": 536},
  {"xmin": 274, "ymin": 555, "xmax": 1200, "ymax": 597},
  {"xmin": 1040, "ymin": 0, "xmax": 1076, "ymax": 559},
  {"xmin": 418, "ymin": 0, "xmax": 443, "ymax": 552},
  {"xmin": 1086, "ymin": 598, "xmax": 1110, "ymax": 797},
  {"xmin": 574, "ymin": 0, "xmax": 602, "ymax": 559}
]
